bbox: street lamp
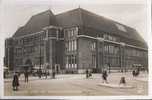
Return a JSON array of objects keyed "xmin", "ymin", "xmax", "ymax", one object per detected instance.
[
  {"xmin": 120, "ymin": 42, "xmax": 125, "ymax": 73},
  {"xmin": 39, "ymin": 35, "xmax": 43, "ymax": 78},
  {"xmin": 97, "ymin": 37, "xmax": 104, "ymax": 73}
]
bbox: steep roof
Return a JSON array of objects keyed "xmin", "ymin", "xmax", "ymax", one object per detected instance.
[
  {"xmin": 12, "ymin": 8, "xmax": 147, "ymax": 48},
  {"xmin": 56, "ymin": 8, "xmax": 146, "ymax": 46},
  {"xmin": 13, "ymin": 10, "xmax": 56, "ymax": 37},
  {"xmin": 56, "ymin": 8, "xmax": 83, "ymax": 27}
]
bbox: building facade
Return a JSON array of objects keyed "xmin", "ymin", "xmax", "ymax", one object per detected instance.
[{"xmin": 4, "ymin": 8, "xmax": 148, "ymax": 73}]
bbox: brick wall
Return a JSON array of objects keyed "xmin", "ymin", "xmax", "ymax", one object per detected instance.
[{"xmin": 78, "ymin": 38, "xmax": 93, "ymax": 70}]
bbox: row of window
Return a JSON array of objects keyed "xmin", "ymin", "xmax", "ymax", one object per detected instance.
[
  {"xmin": 90, "ymin": 42, "xmax": 96, "ymax": 51},
  {"xmin": 103, "ymin": 34, "xmax": 119, "ymax": 42},
  {"xmin": 92, "ymin": 55, "xmax": 96, "ymax": 67},
  {"xmin": 64, "ymin": 27, "xmax": 78, "ymax": 38},
  {"xmin": 66, "ymin": 55, "xmax": 77, "ymax": 69},
  {"xmin": 104, "ymin": 45, "xmax": 120, "ymax": 55},
  {"xmin": 125, "ymin": 58, "xmax": 145, "ymax": 68},
  {"xmin": 65, "ymin": 40, "xmax": 77, "ymax": 52},
  {"xmin": 125, "ymin": 48, "xmax": 147, "ymax": 57},
  {"xmin": 15, "ymin": 46, "xmax": 44, "ymax": 56},
  {"xmin": 104, "ymin": 56, "xmax": 120, "ymax": 67},
  {"xmin": 14, "ymin": 27, "xmax": 78, "ymax": 46},
  {"xmin": 14, "ymin": 32, "xmax": 46, "ymax": 46},
  {"xmin": 66, "ymin": 64, "xmax": 77, "ymax": 69}
]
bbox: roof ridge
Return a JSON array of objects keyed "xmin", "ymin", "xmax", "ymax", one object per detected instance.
[
  {"xmin": 24, "ymin": 9, "xmax": 53, "ymax": 26},
  {"xmin": 78, "ymin": 8, "xmax": 84, "ymax": 26},
  {"xmin": 32, "ymin": 9, "xmax": 53, "ymax": 17},
  {"xmin": 79, "ymin": 8, "xmax": 137, "ymax": 31},
  {"xmin": 56, "ymin": 8, "xmax": 82, "ymax": 16}
]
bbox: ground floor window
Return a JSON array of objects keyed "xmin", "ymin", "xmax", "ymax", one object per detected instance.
[
  {"xmin": 92, "ymin": 54, "xmax": 96, "ymax": 68},
  {"xmin": 66, "ymin": 55, "xmax": 77, "ymax": 69}
]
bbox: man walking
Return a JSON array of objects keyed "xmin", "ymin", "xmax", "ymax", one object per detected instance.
[
  {"xmin": 38, "ymin": 69, "xmax": 42, "ymax": 79},
  {"xmin": 45, "ymin": 70, "xmax": 48, "ymax": 79},
  {"xmin": 24, "ymin": 71, "xmax": 29, "ymax": 83},
  {"xmin": 102, "ymin": 69, "xmax": 108, "ymax": 83},
  {"xmin": 52, "ymin": 70, "xmax": 56, "ymax": 79},
  {"xmin": 12, "ymin": 72, "xmax": 19, "ymax": 91},
  {"xmin": 86, "ymin": 69, "xmax": 89, "ymax": 78}
]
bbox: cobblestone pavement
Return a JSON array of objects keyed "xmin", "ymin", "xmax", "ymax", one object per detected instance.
[{"xmin": 4, "ymin": 72, "xmax": 148, "ymax": 96}]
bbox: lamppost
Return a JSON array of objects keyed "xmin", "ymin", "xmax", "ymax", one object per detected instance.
[
  {"xmin": 120, "ymin": 42, "xmax": 125, "ymax": 73},
  {"xmin": 97, "ymin": 37, "xmax": 104, "ymax": 73},
  {"xmin": 39, "ymin": 35, "xmax": 42, "ymax": 78}
]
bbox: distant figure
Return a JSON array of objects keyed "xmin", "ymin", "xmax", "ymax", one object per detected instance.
[
  {"xmin": 86, "ymin": 69, "xmax": 89, "ymax": 78},
  {"xmin": 102, "ymin": 69, "xmax": 108, "ymax": 83},
  {"xmin": 108, "ymin": 63, "xmax": 111, "ymax": 73},
  {"xmin": 119, "ymin": 77, "xmax": 126, "ymax": 86},
  {"xmin": 132, "ymin": 70, "xmax": 136, "ymax": 77},
  {"xmin": 137, "ymin": 67, "xmax": 140, "ymax": 75},
  {"xmin": 52, "ymin": 71, "xmax": 56, "ymax": 79},
  {"xmin": 38, "ymin": 69, "xmax": 42, "ymax": 79},
  {"xmin": 24, "ymin": 71, "xmax": 29, "ymax": 83},
  {"xmin": 12, "ymin": 72, "xmax": 19, "ymax": 91},
  {"xmin": 45, "ymin": 70, "xmax": 48, "ymax": 79},
  {"xmin": 132, "ymin": 69, "xmax": 139, "ymax": 77},
  {"xmin": 89, "ymin": 70, "xmax": 92, "ymax": 77}
]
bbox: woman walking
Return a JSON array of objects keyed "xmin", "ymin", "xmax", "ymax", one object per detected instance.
[
  {"xmin": 102, "ymin": 69, "xmax": 108, "ymax": 84},
  {"xmin": 12, "ymin": 72, "xmax": 19, "ymax": 91}
]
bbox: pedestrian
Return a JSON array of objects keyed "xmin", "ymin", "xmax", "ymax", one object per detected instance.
[
  {"xmin": 45, "ymin": 70, "xmax": 47, "ymax": 79},
  {"xmin": 119, "ymin": 77, "xmax": 126, "ymax": 86},
  {"xmin": 132, "ymin": 70, "xmax": 136, "ymax": 77},
  {"xmin": 12, "ymin": 72, "xmax": 19, "ymax": 91},
  {"xmin": 24, "ymin": 71, "xmax": 28, "ymax": 83},
  {"xmin": 89, "ymin": 70, "xmax": 92, "ymax": 77},
  {"xmin": 86, "ymin": 69, "xmax": 89, "ymax": 78},
  {"xmin": 52, "ymin": 70, "xmax": 56, "ymax": 79},
  {"xmin": 102, "ymin": 69, "xmax": 108, "ymax": 83},
  {"xmin": 137, "ymin": 67, "xmax": 140, "ymax": 76},
  {"xmin": 38, "ymin": 69, "xmax": 42, "ymax": 79}
]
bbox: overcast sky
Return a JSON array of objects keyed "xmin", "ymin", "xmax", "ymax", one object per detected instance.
[{"xmin": 0, "ymin": 0, "xmax": 148, "ymax": 41}]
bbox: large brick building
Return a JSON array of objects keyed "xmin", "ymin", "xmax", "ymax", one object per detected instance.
[{"xmin": 4, "ymin": 8, "xmax": 148, "ymax": 73}]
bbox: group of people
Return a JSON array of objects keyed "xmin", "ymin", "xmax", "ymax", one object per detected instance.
[
  {"xmin": 12, "ymin": 71, "xmax": 29, "ymax": 91},
  {"xmin": 86, "ymin": 69, "xmax": 126, "ymax": 86},
  {"xmin": 85, "ymin": 69, "xmax": 109, "ymax": 83},
  {"xmin": 12, "ymin": 68, "xmax": 140, "ymax": 91},
  {"xmin": 12, "ymin": 70, "xmax": 56, "ymax": 91},
  {"xmin": 86, "ymin": 69, "xmax": 92, "ymax": 78},
  {"xmin": 132, "ymin": 68, "xmax": 140, "ymax": 77}
]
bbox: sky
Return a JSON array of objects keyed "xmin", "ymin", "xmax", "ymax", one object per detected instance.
[{"xmin": 0, "ymin": 0, "xmax": 148, "ymax": 41}]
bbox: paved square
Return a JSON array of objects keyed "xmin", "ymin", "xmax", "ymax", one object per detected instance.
[{"xmin": 4, "ymin": 72, "xmax": 148, "ymax": 96}]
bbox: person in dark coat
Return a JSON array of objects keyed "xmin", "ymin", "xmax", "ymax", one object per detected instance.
[
  {"xmin": 86, "ymin": 69, "xmax": 89, "ymax": 78},
  {"xmin": 132, "ymin": 70, "xmax": 136, "ymax": 77},
  {"xmin": 52, "ymin": 70, "xmax": 56, "ymax": 79},
  {"xmin": 119, "ymin": 77, "xmax": 126, "ymax": 86},
  {"xmin": 88, "ymin": 70, "xmax": 92, "ymax": 77},
  {"xmin": 45, "ymin": 70, "xmax": 48, "ymax": 79},
  {"xmin": 24, "ymin": 71, "xmax": 28, "ymax": 83},
  {"xmin": 12, "ymin": 72, "xmax": 19, "ymax": 91},
  {"xmin": 102, "ymin": 69, "xmax": 108, "ymax": 83},
  {"xmin": 38, "ymin": 69, "xmax": 42, "ymax": 79}
]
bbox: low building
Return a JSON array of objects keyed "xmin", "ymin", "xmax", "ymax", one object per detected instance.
[{"xmin": 4, "ymin": 8, "xmax": 148, "ymax": 73}]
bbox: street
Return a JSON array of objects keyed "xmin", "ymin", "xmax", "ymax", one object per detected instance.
[{"xmin": 4, "ymin": 72, "xmax": 148, "ymax": 96}]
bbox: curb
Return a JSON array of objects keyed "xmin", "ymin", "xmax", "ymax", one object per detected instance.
[
  {"xmin": 97, "ymin": 83, "xmax": 134, "ymax": 89},
  {"xmin": 135, "ymin": 78, "xmax": 148, "ymax": 82}
]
